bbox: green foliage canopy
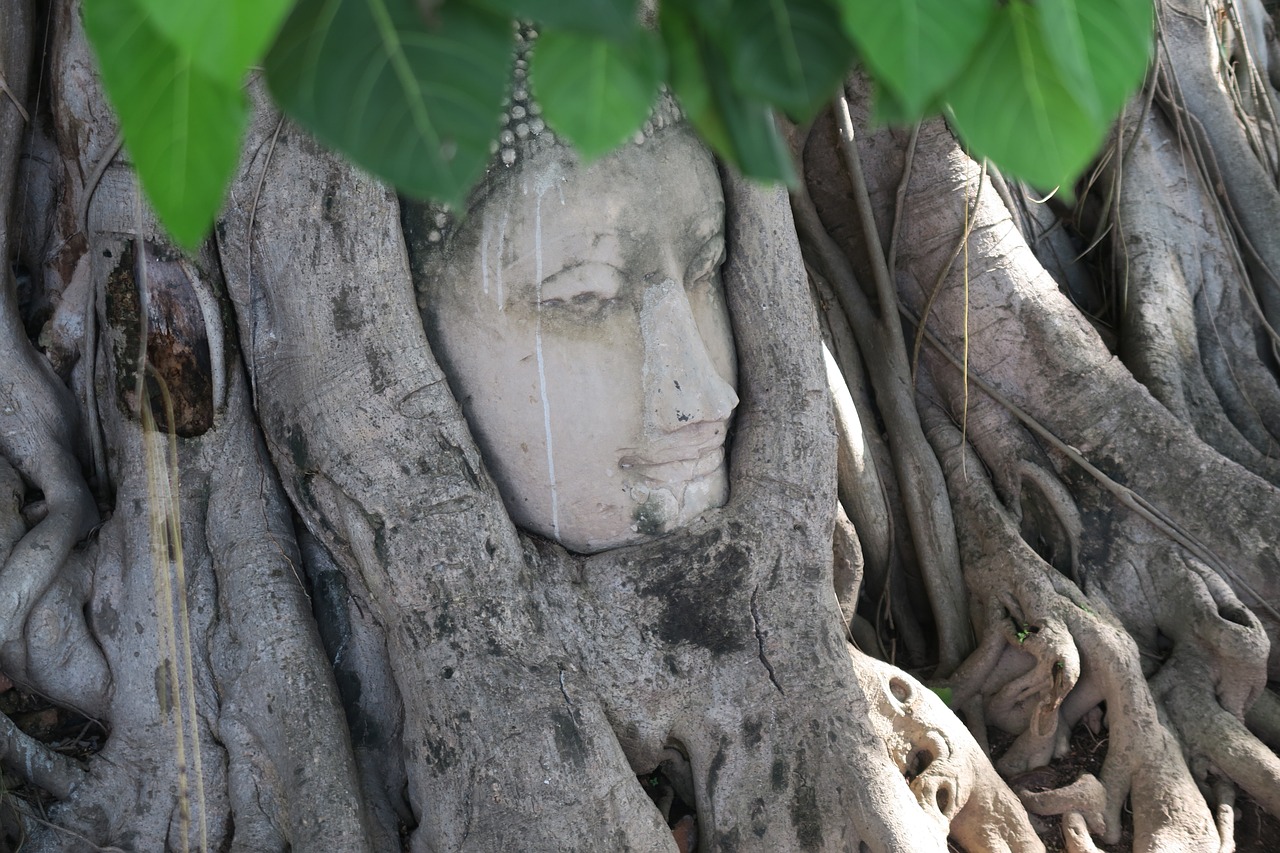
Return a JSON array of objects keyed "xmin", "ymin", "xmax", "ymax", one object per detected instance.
[{"xmin": 80, "ymin": 0, "xmax": 1155, "ymax": 250}]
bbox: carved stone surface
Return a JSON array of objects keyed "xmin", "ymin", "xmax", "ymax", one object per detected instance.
[{"xmin": 406, "ymin": 127, "xmax": 738, "ymax": 553}]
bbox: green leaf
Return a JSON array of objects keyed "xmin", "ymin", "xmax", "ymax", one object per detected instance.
[
  {"xmin": 713, "ymin": 86, "xmax": 795, "ymax": 184},
  {"xmin": 82, "ymin": 0, "xmax": 247, "ymax": 249},
  {"xmin": 725, "ymin": 0, "xmax": 856, "ymax": 120},
  {"xmin": 265, "ymin": 0, "xmax": 513, "ymax": 206},
  {"xmin": 1034, "ymin": 0, "xmax": 1152, "ymax": 122},
  {"xmin": 929, "ymin": 686, "xmax": 953, "ymax": 705},
  {"xmin": 661, "ymin": 4, "xmax": 732, "ymax": 155},
  {"xmin": 836, "ymin": 0, "xmax": 993, "ymax": 119},
  {"xmin": 869, "ymin": 79, "xmax": 938, "ymax": 126},
  {"xmin": 465, "ymin": 0, "xmax": 638, "ymax": 37},
  {"xmin": 660, "ymin": 3, "xmax": 794, "ymax": 183},
  {"xmin": 531, "ymin": 27, "xmax": 664, "ymax": 160},
  {"xmin": 945, "ymin": 0, "xmax": 1106, "ymax": 191},
  {"xmin": 133, "ymin": 0, "xmax": 297, "ymax": 86}
]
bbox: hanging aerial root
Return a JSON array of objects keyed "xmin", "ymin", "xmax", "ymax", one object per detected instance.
[
  {"xmin": 815, "ymin": 295, "xmax": 927, "ymax": 661},
  {"xmin": 1158, "ymin": 0, "xmax": 1280, "ymax": 349},
  {"xmin": 796, "ymin": 198, "xmax": 970, "ymax": 672}
]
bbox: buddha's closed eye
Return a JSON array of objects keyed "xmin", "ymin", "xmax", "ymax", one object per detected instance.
[{"xmin": 537, "ymin": 262, "xmax": 626, "ymax": 315}]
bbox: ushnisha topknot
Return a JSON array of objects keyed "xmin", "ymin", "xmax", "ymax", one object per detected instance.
[
  {"xmin": 406, "ymin": 24, "xmax": 686, "ymax": 259},
  {"xmin": 494, "ymin": 26, "xmax": 686, "ymax": 169}
]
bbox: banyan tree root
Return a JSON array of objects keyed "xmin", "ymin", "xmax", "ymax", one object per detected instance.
[
  {"xmin": 850, "ymin": 649, "xmax": 1045, "ymax": 853},
  {"xmin": 0, "ymin": 0, "xmax": 103, "ymax": 716},
  {"xmin": 1136, "ymin": 545, "xmax": 1280, "ymax": 822},
  {"xmin": 804, "ymin": 67, "xmax": 1280, "ymax": 846},
  {"xmin": 924, "ymin": 413, "xmax": 1221, "ymax": 852},
  {"xmin": 1106, "ymin": 95, "xmax": 1280, "ymax": 484},
  {"xmin": 811, "ymin": 72, "xmax": 1280, "ymax": 671},
  {"xmin": 0, "ymin": 3, "xmax": 374, "ymax": 847}
]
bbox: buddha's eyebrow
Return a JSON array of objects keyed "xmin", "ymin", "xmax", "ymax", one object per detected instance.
[
  {"xmin": 504, "ymin": 231, "xmax": 626, "ymax": 275},
  {"xmin": 504, "ymin": 240, "xmax": 634, "ymax": 307},
  {"xmin": 504, "ymin": 231, "xmax": 631, "ymax": 303}
]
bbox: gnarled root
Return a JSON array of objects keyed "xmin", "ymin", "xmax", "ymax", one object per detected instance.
[
  {"xmin": 851, "ymin": 649, "xmax": 1044, "ymax": 853},
  {"xmin": 927, "ymin": 412, "xmax": 1220, "ymax": 852}
]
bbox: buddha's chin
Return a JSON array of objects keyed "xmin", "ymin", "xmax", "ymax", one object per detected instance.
[
  {"xmin": 526, "ymin": 465, "xmax": 730, "ymax": 554},
  {"xmin": 602, "ymin": 466, "xmax": 729, "ymax": 552}
]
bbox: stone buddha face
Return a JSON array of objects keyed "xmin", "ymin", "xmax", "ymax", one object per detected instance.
[{"xmin": 413, "ymin": 127, "xmax": 738, "ymax": 553}]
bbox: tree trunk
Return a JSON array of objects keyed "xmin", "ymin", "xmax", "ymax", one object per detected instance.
[{"xmin": 1, "ymin": 0, "xmax": 1278, "ymax": 851}]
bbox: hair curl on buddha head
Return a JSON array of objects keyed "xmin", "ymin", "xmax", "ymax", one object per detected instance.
[{"xmin": 404, "ymin": 24, "xmax": 686, "ymax": 284}]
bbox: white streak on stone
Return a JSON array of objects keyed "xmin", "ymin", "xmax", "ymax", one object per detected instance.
[
  {"xmin": 534, "ymin": 190, "xmax": 559, "ymax": 538},
  {"xmin": 497, "ymin": 209, "xmax": 508, "ymax": 310}
]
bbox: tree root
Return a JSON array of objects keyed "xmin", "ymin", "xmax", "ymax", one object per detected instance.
[
  {"xmin": 0, "ymin": 708, "xmax": 85, "ymax": 798},
  {"xmin": 926, "ymin": 411, "xmax": 1221, "ymax": 851},
  {"xmin": 1213, "ymin": 777, "xmax": 1236, "ymax": 853},
  {"xmin": 815, "ymin": 271, "xmax": 928, "ymax": 662},
  {"xmin": 1160, "ymin": 656, "xmax": 1280, "ymax": 819},
  {"xmin": 1018, "ymin": 774, "xmax": 1106, "ymax": 837},
  {"xmin": 795, "ymin": 111, "xmax": 971, "ymax": 673},
  {"xmin": 1244, "ymin": 688, "xmax": 1280, "ymax": 751},
  {"xmin": 851, "ymin": 649, "xmax": 1045, "ymax": 853},
  {"xmin": 1061, "ymin": 811, "xmax": 1103, "ymax": 853},
  {"xmin": 1106, "ymin": 71, "xmax": 1280, "ymax": 480},
  {"xmin": 1159, "ymin": 0, "xmax": 1280, "ymax": 348}
]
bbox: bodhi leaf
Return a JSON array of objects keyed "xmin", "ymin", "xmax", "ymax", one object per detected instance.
[
  {"xmin": 724, "ymin": 0, "xmax": 857, "ymax": 120},
  {"xmin": 660, "ymin": 3, "xmax": 732, "ymax": 156},
  {"xmin": 1035, "ymin": 0, "xmax": 1153, "ymax": 122},
  {"xmin": 132, "ymin": 0, "xmax": 296, "ymax": 87},
  {"xmin": 466, "ymin": 0, "xmax": 638, "ymax": 37},
  {"xmin": 660, "ymin": 3, "xmax": 794, "ymax": 183},
  {"xmin": 946, "ymin": 0, "xmax": 1105, "ymax": 191},
  {"xmin": 531, "ymin": 27, "xmax": 665, "ymax": 160},
  {"xmin": 266, "ymin": 0, "xmax": 513, "ymax": 206},
  {"xmin": 870, "ymin": 79, "xmax": 940, "ymax": 127},
  {"xmin": 82, "ymin": 0, "xmax": 247, "ymax": 249},
  {"xmin": 836, "ymin": 0, "xmax": 993, "ymax": 119}
]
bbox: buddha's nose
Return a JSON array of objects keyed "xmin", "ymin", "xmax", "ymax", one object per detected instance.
[{"xmin": 640, "ymin": 279, "xmax": 739, "ymax": 432}]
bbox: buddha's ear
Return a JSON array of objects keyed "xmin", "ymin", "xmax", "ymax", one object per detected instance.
[{"xmin": 716, "ymin": 164, "xmax": 836, "ymax": 527}]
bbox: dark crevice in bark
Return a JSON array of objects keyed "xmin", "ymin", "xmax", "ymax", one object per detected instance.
[{"xmin": 750, "ymin": 584, "xmax": 785, "ymax": 696}]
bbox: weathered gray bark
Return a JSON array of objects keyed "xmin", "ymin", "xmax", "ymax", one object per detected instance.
[
  {"xmin": 799, "ymin": 1, "xmax": 1280, "ymax": 846},
  {"xmin": 2, "ymin": 2, "xmax": 371, "ymax": 849}
]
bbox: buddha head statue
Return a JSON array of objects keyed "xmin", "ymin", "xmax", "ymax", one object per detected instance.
[{"xmin": 405, "ymin": 56, "xmax": 738, "ymax": 554}]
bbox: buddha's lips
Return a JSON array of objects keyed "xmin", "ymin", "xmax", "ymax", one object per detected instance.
[
  {"xmin": 617, "ymin": 445, "xmax": 725, "ymax": 477},
  {"xmin": 619, "ymin": 419, "xmax": 727, "ymax": 464}
]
